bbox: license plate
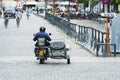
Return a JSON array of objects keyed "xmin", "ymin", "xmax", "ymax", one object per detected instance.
[{"xmin": 39, "ymin": 50, "xmax": 43, "ymax": 56}]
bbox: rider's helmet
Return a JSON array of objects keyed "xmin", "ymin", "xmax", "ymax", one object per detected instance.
[{"xmin": 40, "ymin": 26, "xmax": 46, "ymax": 32}]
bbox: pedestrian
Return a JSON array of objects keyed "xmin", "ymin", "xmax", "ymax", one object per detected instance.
[
  {"xmin": 0, "ymin": 10, "xmax": 2, "ymax": 17},
  {"xmin": 26, "ymin": 10, "xmax": 30, "ymax": 19},
  {"xmin": 36, "ymin": 7, "xmax": 39, "ymax": 14}
]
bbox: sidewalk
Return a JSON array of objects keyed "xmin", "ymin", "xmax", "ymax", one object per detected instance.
[
  {"xmin": 70, "ymin": 19, "xmax": 106, "ymax": 32},
  {"xmin": 34, "ymin": 12, "xmax": 106, "ymax": 32}
]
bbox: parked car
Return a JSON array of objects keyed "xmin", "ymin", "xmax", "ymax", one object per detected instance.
[
  {"xmin": 4, "ymin": 7, "xmax": 16, "ymax": 18},
  {"xmin": 98, "ymin": 12, "xmax": 118, "ymax": 25},
  {"xmin": 100, "ymin": 12, "xmax": 117, "ymax": 19}
]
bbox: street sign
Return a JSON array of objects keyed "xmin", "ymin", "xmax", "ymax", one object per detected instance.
[{"xmin": 102, "ymin": 0, "xmax": 110, "ymax": 4}]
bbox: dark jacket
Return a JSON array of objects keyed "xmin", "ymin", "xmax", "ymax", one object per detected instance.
[
  {"xmin": 33, "ymin": 32, "xmax": 51, "ymax": 46},
  {"xmin": 4, "ymin": 12, "xmax": 8, "ymax": 18}
]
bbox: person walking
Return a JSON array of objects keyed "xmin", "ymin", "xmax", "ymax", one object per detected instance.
[
  {"xmin": 15, "ymin": 9, "xmax": 22, "ymax": 27},
  {"xmin": 26, "ymin": 10, "xmax": 30, "ymax": 20},
  {"xmin": 0, "ymin": 10, "xmax": 2, "ymax": 17}
]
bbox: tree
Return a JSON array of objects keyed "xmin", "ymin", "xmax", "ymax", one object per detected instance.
[
  {"xmin": 115, "ymin": 0, "xmax": 120, "ymax": 4},
  {"xmin": 91, "ymin": 0, "xmax": 100, "ymax": 6},
  {"xmin": 111, "ymin": 0, "xmax": 120, "ymax": 12},
  {"xmin": 77, "ymin": 0, "xmax": 89, "ymax": 9},
  {"xmin": 77, "ymin": 0, "xmax": 88, "ymax": 4},
  {"xmin": 77, "ymin": 0, "xmax": 100, "ymax": 6},
  {"xmin": 77, "ymin": 0, "xmax": 101, "ymax": 12}
]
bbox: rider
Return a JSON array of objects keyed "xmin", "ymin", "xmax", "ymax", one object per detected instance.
[
  {"xmin": 26, "ymin": 10, "xmax": 30, "ymax": 19},
  {"xmin": 0, "ymin": 10, "xmax": 2, "ymax": 17},
  {"xmin": 4, "ymin": 11, "xmax": 9, "ymax": 18},
  {"xmin": 33, "ymin": 26, "xmax": 51, "ymax": 56},
  {"xmin": 15, "ymin": 9, "xmax": 22, "ymax": 24},
  {"xmin": 3, "ymin": 11, "xmax": 9, "ymax": 27}
]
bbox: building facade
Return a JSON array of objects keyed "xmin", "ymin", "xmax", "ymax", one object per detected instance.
[{"xmin": 1, "ymin": 0, "xmax": 45, "ymax": 7}]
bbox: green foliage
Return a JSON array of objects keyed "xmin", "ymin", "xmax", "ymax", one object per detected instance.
[
  {"xmin": 77, "ymin": 0, "xmax": 100, "ymax": 6},
  {"xmin": 77, "ymin": 0, "xmax": 88, "ymax": 4},
  {"xmin": 111, "ymin": 0, "xmax": 120, "ymax": 4},
  {"xmin": 116, "ymin": 0, "xmax": 120, "ymax": 4},
  {"xmin": 39, "ymin": 8, "xmax": 44, "ymax": 13},
  {"xmin": 91, "ymin": 0, "xmax": 100, "ymax": 6}
]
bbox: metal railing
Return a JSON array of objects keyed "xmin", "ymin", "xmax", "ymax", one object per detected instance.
[
  {"xmin": 45, "ymin": 13, "xmax": 116, "ymax": 56},
  {"xmin": 96, "ymin": 43, "xmax": 116, "ymax": 56}
]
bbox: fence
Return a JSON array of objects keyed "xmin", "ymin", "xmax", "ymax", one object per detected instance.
[{"xmin": 45, "ymin": 13, "xmax": 116, "ymax": 56}]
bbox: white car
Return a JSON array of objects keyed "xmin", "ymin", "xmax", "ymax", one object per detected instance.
[
  {"xmin": 100, "ymin": 12, "xmax": 117, "ymax": 18},
  {"xmin": 99, "ymin": 12, "xmax": 118, "ymax": 26}
]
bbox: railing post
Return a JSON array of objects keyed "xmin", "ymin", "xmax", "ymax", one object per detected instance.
[
  {"xmin": 96, "ymin": 44, "xmax": 99, "ymax": 56},
  {"xmin": 101, "ymin": 33, "xmax": 104, "ymax": 52},
  {"xmin": 114, "ymin": 44, "xmax": 116, "ymax": 56},
  {"xmin": 78, "ymin": 25, "xmax": 80, "ymax": 42},
  {"xmin": 95, "ymin": 29, "xmax": 97, "ymax": 40},
  {"xmin": 91, "ymin": 28, "xmax": 94, "ymax": 48}
]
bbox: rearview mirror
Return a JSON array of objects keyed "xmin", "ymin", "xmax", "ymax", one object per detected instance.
[
  {"xmin": 33, "ymin": 34, "xmax": 35, "ymax": 36},
  {"xmin": 49, "ymin": 33, "xmax": 51, "ymax": 36}
]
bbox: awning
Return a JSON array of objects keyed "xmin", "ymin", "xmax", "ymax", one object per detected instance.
[
  {"xmin": 48, "ymin": 1, "xmax": 77, "ymax": 5},
  {"xmin": 59, "ymin": 1, "xmax": 77, "ymax": 5},
  {"xmin": 38, "ymin": 2, "xmax": 44, "ymax": 6},
  {"xmin": 24, "ymin": 2, "xmax": 38, "ymax": 5}
]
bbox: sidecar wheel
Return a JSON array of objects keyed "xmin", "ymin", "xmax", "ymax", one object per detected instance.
[
  {"xmin": 40, "ymin": 59, "xmax": 44, "ymax": 64},
  {"xmin": 67, "ymin": 58, "xmax": 70, "ymax": 64}
]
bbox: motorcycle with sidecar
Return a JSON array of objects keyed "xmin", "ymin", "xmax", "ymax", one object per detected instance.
[{"xmin": 34, "ymin": 34, "xmax": 71, "ymax": 64}]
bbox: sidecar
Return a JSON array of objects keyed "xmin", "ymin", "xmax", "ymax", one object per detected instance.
[{"xmin": 49, "ymin": 41, "xmax": 71, "ymax": 64}]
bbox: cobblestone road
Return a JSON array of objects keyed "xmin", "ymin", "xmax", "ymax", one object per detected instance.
[{"xmin": 0, "ymin": 13, "xmax": 120, "ymax": 80}]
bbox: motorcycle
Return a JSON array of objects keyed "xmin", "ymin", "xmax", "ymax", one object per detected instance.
[{"xmin": 33, "ymin": 33, "xmax": 71, "ymax": 64}]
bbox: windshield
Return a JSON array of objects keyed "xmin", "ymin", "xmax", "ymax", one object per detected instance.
[
  {"xmin": 6, "ymin": 10, "xmax": 14, "ymax": 13},
  {"xmin": 5, "ymin": 7, "xmax": 15, "ymax": 11}
]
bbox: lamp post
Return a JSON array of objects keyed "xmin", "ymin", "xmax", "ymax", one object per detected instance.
[
  {"xmin": 0, "ymin": 0, "xmax": 2, "ymax": 9},
  {"xmin": 102, "ymin": 0, "xmax": 111, "ymax": 57},
  {"xmin": 96, "ymin": 0, "xmax": 99, "ymax": 14},
  {"xmin": 68, "ymin": 0, "xmax": 70, "ymax": 22},
  {"xmin": 53, "ymin": 0, "xmax": 55, "ymax": 15},
  {"xmin": 45, "ymin": 0, "xmax": 47, "ymax": 17}
]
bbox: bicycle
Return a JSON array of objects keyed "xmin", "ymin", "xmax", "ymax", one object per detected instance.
[
  {"xmin": 16, "ymin": 17, "xmax": 20, "ymax": 27},
  {"xmin": 27, "ymin": 14, "xmax": 30, "ymax": 20},
  {"xmin": 26, "ymin": 11, "xmax": 30, "ymax": 20},
  {"xmin": 4, "ymin": 17, "xmax": 9, "ymax": 28}
]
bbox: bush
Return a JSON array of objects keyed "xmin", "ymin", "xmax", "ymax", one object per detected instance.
[{"xmin": 39, "ymin": 8, "xmax": 44, "ymax": 13}]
